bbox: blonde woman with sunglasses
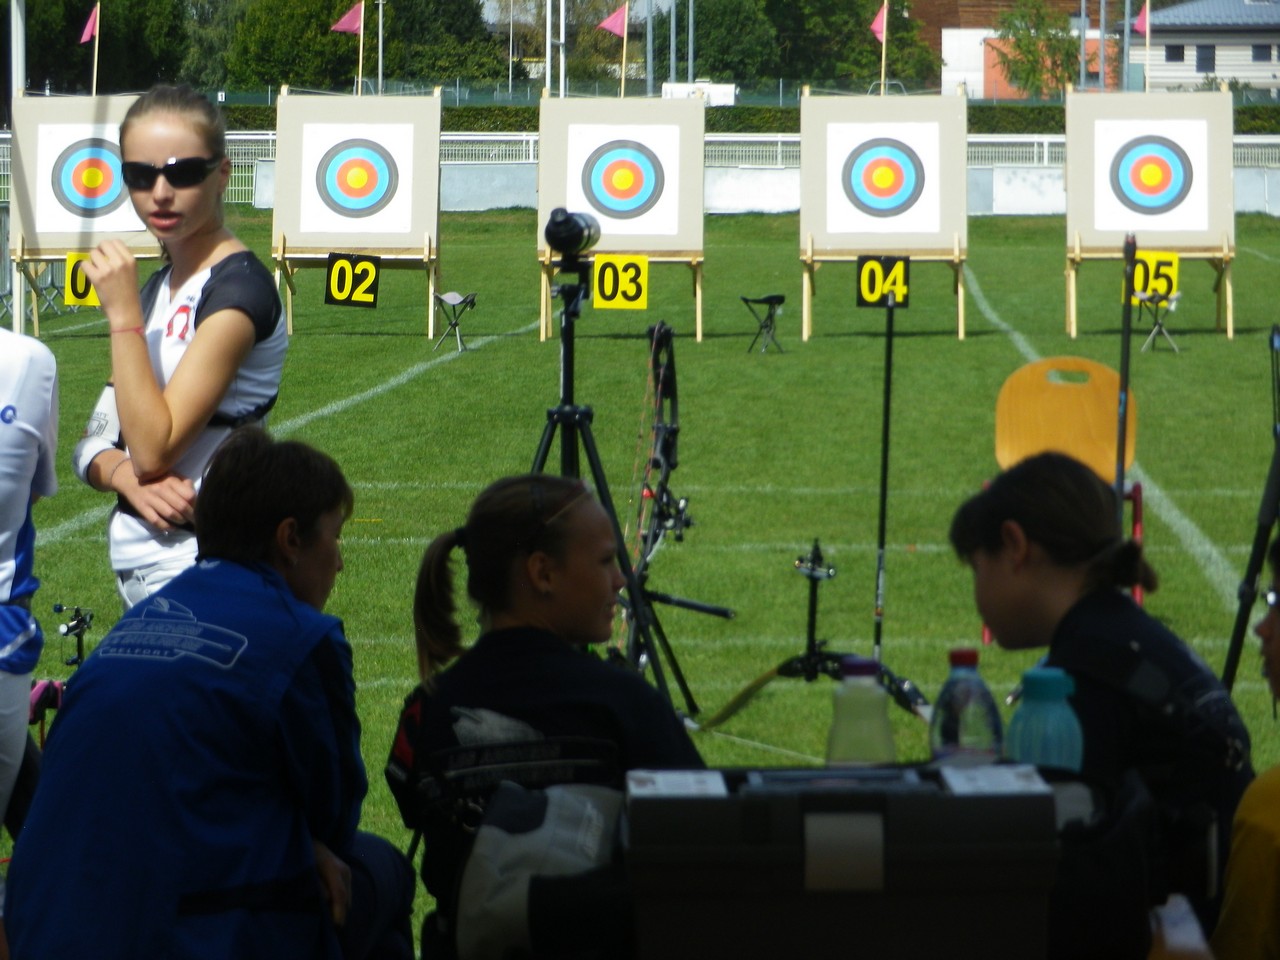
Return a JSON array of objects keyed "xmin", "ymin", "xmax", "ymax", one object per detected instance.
[{"xmin": 73, "ymin": 84, "xmax": 286, "ymax": 610}]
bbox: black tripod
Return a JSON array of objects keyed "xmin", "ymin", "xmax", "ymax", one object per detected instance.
[
  {"xmin": 1223, "ymin": 325, "xmax": 1280, "ymax": 692},
  {"xmin": 531, "ymin": 250, "xmax": 701, "ymax": 717}
]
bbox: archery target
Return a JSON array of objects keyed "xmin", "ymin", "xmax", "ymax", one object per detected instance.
[
  {"xmin": 300, "ymin": 124, "xmax": 413, "ymax": 234},
  {"xmin": 316, "ymin": 139, "xmax": 399, "ymax": 218},
  {"xmin": 1110, "ymin": 136, "xmax": 1192, "ymax": 215},
  {"xmin": 33, "ymin": 124, "xmax": 146, "ymax": 234},
  {"xmin": 565, "ymin": 124, "xmax": 681, "ymax": 236},
  {"xmin": 841, "ymin": 138, "xmax": 925, "ymax": 217},
  {"xmin": 581, "ymin": 141, "xmax": 665, "ymax": 219},
  {"xmin": 1093, "ymin": 119, "xmax": 1208, "ymax": 232},
  {"xmin": 52, "ymin": 138, "xmax": 127, "ymax": 218},
  {"xmin": 826, "ymin": 123, "xmax": 940, "ymax": 234}
]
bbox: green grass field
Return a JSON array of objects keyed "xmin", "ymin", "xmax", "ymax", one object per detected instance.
[{"xmin": 20, "ymin": 206, "xmax": 1280, "ymax": 929}]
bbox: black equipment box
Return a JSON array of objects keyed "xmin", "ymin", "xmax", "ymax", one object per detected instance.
[{"xmin": 625, "ymin": 766, "xmax": 1060, "ymax": 960}]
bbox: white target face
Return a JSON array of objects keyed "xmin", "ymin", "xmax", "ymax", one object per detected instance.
[
  {"xmin": 299, "ymin": 123, "xmax": 414, "ymax": 234},
  {"xmin": 34, "ymin": 124, "xmax": 146, "ymax": 234},
  {"xmin": 1093, "ymin": 119, "xmax": 1209, "ymax": 232},
  {"xmin": 825, "ymin": 123, "xmax": 940, "ymax": 235},
  {"xmin": 564, "ymin": 124, "xmax": 681, "ymax": 236}
]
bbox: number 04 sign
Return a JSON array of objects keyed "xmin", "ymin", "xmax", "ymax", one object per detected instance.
[
  {"xmin": 325, "ymin": 253, "xmax": 381, "ymax": 309},
  {"xmin": 856, "ymin": 256, "xmax": 910, "ymax": 308},
  {"xmin": 593, "ymin": 254, "xmax": 648, "ymax": 310}
]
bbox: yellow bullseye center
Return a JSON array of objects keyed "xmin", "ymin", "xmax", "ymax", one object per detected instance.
[
  {"xmin": 82, "ymin": 168, "xmax": 104, "ymax": 189},
  {"xmin": 611, "ymin": 169, "xmax": 635, "ymax": 191},
  {"xmin": 1139, "ymin": 162, "xmax": 1163, "ymax": 187},
  {"xmin": 346, "ymin": 168, "xmax": 369, "ymax": 190},
  {"xmin": 871, "ymin": 166, "xmax": 896, "ymax": 189}
]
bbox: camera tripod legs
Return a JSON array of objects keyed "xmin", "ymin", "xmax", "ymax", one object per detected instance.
[{"xmin": 533, "ymin": 403, "xmax": 700, "ymax": 717}]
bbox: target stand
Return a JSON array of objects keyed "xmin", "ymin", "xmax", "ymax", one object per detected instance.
[
  {"xmin": 270, "ymin": 86, "xmax": 445, "ymax": 336},
  {"xmin": 1063, "ymin": 89, "xmax": 1235, "ymax": 340},
  {"xmin": 797, "ymin": 89, "xmax": 970, "ymax": 340},
  {"xmin": 1065, "ymin": 234, "xmax": 1232, "ymax": 340},
  {"xmin": 800, "ymin": 233, "xmax": 966, "ymax": 340},
  {"xmin": 538, "ymin": 250, "xmax": 703, "ymax": 341},
  {"xmin": 272, "ymin": 235, "xmax": 439, "ymax": 336}
]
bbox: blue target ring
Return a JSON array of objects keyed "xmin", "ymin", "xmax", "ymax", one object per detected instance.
[
  {"xmin": 316, "ymin": 139, "xmax": 399, "ymax": 218},
  {"xmin": 841, "ymin": 138, "xmax": 925, "ymax": 217},
  {"xmin": 1110, "ymin": 136, "xmax": 1192, "ymax": 215},
  {"xmin": 581, "ymin": 140, "xmax": 665, "ymax": 219},
  {"xmin": 52, "ymin": 138, "xmax": 126, "ymax": 218}
]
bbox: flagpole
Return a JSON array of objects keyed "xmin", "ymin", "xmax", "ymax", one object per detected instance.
[
  {"xmin": 357, "ymin": 6, "xmax": 365, "ymax": 95},
  {"xmin": 620, "ymin": 1, "xmax": 629, "ymax": 97},
  {"xmin": 879, "ymin": 0, "xmax": 888, "ymax": 96},
  {"xmin": 90, "ymin": 2, "xmax": 100, "ymax": 97},
  {"xmin": 1144, "ymin": 4, "xmax": 1151, "ymax": 92}
]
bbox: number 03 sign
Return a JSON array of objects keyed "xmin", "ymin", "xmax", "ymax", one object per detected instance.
[
  {"xmin": 324, "ymin": 253, "xmax": 381, "ymax": 309},
  {"xmin": 593, "ymin": 254, "xmax": 649, "ymax": 310}
]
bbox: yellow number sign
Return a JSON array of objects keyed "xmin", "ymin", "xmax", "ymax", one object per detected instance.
[
  {"xmin": 65, "ymin": 253, "xmax": 100, "ymax": 307},
  {"xmin": 1128, "ymin": 251, "xmax": 1179, "ymax": 306},
  {"xmin": 593, "ymin": 254, "xmax": 648, "ymax": 310},
  {"xmin": 855, "ymin": 256, "xmax": 910, "ymax": 308}
]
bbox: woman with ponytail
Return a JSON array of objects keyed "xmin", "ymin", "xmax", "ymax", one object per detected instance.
[
  {"xmin": 950, "ymin": 452, "xmax": 1253, "ymax": 934},
  {"xmin": 386, "ymin": 474, "xmax": 702, "ymax": 959}
]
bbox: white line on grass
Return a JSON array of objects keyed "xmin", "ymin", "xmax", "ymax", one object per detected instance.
[
  {"xmin": 1242, "ymin": 246, "xmax": 1280, "ymax": 264},
  {"xmin": 35, "ymin": 323, "xmax": 537, "ymax": 549},
  {"xmin": 964, "ymin": 264, "xmax": 1238, "ymax": 614}
]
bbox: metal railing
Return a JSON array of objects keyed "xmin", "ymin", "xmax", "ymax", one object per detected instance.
[{"xmin": 4, "ymin": 132, "xmax": 1280, "ymax": 206}]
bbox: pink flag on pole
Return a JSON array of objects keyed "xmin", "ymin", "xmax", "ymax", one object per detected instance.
[
  {"xmin": 331, "ymin": 2, "xmax": 363, "ymax": 33},
  {"xmin": 870, "ymin": 2, "xmax": 887, "ymax": 44},
  {"xmin": 1133, "ymin": 0, "xmax": 1148, "ymax": 35},
  {"xmin": 597, "ymin": 4, "xmax": 627, "ymax": 38},
  {"xmin": 79, "ymin": 4, "xmax": 98, "ymax": 44}
]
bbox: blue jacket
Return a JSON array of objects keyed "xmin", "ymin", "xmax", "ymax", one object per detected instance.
[{"xmin": 6, "ymin": 560, "xmax": 365, "ymax": 960}]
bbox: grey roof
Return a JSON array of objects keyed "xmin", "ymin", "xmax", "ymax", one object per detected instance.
[{"xmin": 1141, "ymin": 0, "xmax": 1280, "ymax": 30}]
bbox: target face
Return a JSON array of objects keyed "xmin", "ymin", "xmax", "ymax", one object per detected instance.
[
  {"xmin": 1110, "ymin": 136, "xmax": 1193, "ymax": 215},
  {"xmin": 315, "ymin": 138, "xmax": 399, "ymax": 218},
  {"xmin": 51, "ymin": 138, "xmax": 127, "ymax": 218},
  {"xmin": 841, "ymin": 138, "xmax": 925, "ymax": 217},
  {"xmin": 581, "ymin": 141, "xmax": 665, "ymax": 219}
]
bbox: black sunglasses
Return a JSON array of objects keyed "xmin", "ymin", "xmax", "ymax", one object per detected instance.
[{"xmin": 120, "ymin": 156, "xmax": 221, "ymax": 191}]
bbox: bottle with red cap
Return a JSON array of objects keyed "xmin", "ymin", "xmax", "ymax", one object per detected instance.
[{"xmin": 928, "ymin": 647, "xmax": 1004, "ymax": 765}]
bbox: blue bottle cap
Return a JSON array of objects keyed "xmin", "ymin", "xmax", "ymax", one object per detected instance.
[{"xmin": 1021, "ymin": 666, "xmax": 1075, "ymax": 699}]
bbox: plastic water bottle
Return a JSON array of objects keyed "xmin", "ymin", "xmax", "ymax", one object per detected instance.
[
  {"xmin": 1004, "ymin": 666, "xmax": 1084, "ymax": 773},
  {"xmin": 928, "ymin": 647, "xmax": 1003, "ymax": 765},
  {"xmin": 826, "ymin": 655, "xmax": 896, "ymax": 766}
]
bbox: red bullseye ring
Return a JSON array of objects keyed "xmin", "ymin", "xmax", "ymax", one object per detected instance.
[
  {"xmin": 1129, "ymin": 156, "xmax": 1173, "ymax": 196},
  {"xmin": 71, "ymin": 158, "xmax": 115, "ymax": 198},
  {"xmin": 862, "ymin": 159, "xmax": 905, "ymax": 198},
  {"xmin": 602, "ymin": 159, "xmax": 644, "ymax": 200},
  {"xmin": 336, "ymin": 158, "xmax": 378, "ymax": 199}
]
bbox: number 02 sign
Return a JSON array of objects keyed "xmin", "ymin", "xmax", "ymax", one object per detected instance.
[
  {"xmin": 325, "ymin": 253, "xmax": 381, "ymax": 309},
  {"xmin": 593, "ymin": 254, "xmax": 648, "ymax": 310},
  {"xmin": 856, "ymin": 256, "xmax": 910, "ymax": 309}
]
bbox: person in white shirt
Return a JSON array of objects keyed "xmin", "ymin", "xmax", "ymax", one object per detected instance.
[{"xmin": 73, "ymin": 83, "xmax": 286, "ymax": 609}]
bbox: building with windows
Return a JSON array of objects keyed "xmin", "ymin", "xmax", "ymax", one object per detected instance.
[{"xmin": 1128, "ymin": 0, "xmax": 1280, "ymax": 96}]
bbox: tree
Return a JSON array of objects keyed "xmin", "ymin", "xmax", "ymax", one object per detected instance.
[
  {"xmin": 179, "ymin": 0, "xmax": 251, "ymax": 92},
  {"xmin": 993, "ymin": 0, "xmax": 1083, "ymax": 100},
  {"xmin": 651, "ymin": 0, "xmax": 778, "ymax": 85},
  {"xmin": 388, "ymin": 0, "xmax": 512, "ymax": 82},
  {"xmin": 760, "ymin": 0, "xmax": 938, "ymax": 88},
  {"xmin": 229, "ymin": 0, "xmax": 363, "ymax": 91}
]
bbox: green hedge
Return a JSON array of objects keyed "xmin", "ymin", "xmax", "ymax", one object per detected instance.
[{"xmin": 222, "ymin": 101, "xmax": 1280, "ymax": 134}]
